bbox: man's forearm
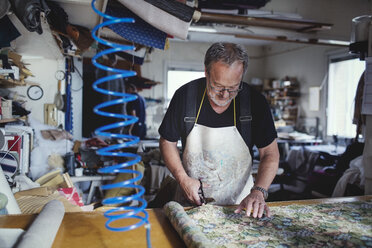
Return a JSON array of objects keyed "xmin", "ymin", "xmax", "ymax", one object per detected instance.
[
  {"xmin": 236, "ymin": 140, "xmax": 279, "ymax": 217},
  {"xmin": 255, "ymin": 155, "xmax": 278, "ymax": 189},
  {"xmin": 160, "ymin": 137, "xmax": 202, "ymax": 204},
  {"xmin": 159, "ymin": 137, "xmax": 188, "ymax": 183},
  {"xmin": 255, "ymin": 139, "xmax": 280, "ymax": 190}
]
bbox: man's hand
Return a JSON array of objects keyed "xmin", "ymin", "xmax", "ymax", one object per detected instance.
[
  {"xmin": 234, "ymin": 190, "xmax": 271, "ymax": 218},
  {"xmin": 179, "ymin": 176, "xmax": 202, "ymax": 205}
]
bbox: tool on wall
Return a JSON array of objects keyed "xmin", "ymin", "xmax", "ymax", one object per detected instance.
[
  {"xmin": 64, "ymin": 57, "xmax": 73, "ymax": 133},
  {"xmin": 91, "ymin": 0, "xmax": 151, "ymax": 246},
  {"xmin": 54, "ymin": 70, "xmax": 65, "ymax": 111}
]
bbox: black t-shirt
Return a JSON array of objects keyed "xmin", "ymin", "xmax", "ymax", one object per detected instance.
[{"xmin": 159, "ymin": 78, "xmax": 277, "ymax": 153}]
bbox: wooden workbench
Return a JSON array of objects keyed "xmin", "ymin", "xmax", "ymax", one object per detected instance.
[{"xmin": 0, "ymin": 195, "xmax": 371, "ymax": 248}]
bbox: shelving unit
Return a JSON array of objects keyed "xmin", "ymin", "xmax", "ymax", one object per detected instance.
[
  {"xmin": 0, "ymin": 118, "xmax": 19, "ymax": 124},
  {"xmin": 262, "ymin": 79, "xmax": 300, "ymax": 126},
  {"xmin": 0, "ymin": 78, "xmax": 27, "ymax": 87},
  {"xmin": 0, "ymin": 51, "xmax": 34, "ymax": 123}
]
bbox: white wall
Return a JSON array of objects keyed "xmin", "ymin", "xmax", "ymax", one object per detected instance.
[
  {"xmin": 14, "ymin": 57, "xmax": 64, "ymax": 125},
  {"xmin": 261, "ymin": 0, "xmax": 372, "ymax": 41},
  {"xmin": 261, "ymin": 44, "xmax": 341, "ymax": 138},
  {"xmin": 13, "ymin": 57, "xmax": 83, "ymax": 141},
  {"xmin": 251, "ymin": 0, "xmax": 371, "ymax": 140}
]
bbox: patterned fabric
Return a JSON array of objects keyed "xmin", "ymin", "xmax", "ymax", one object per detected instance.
[
  {"xmin": 164, "ymin": 201, "xmax": 213, "ymax": 248},
  {"xmin": 164, "ymin": 200, "xmax": 372, "ymax": 248},
  {"xmin": 105, "ymin": 2, "xmax": 167, "ymax": 49}
]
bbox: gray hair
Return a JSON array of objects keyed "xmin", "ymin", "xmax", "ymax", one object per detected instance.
[{"xmin": 204, "ymin": 42, "xmax": 249, "ymax": 76}]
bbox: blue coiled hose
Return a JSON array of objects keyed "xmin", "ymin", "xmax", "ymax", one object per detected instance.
[{"xmin": 90, "ymin": 0, "xmax": 151, "ymax": 246}]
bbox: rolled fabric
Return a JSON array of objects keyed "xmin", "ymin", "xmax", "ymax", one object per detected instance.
[
  {"xmin": 16, "ymin": 200, "xmax": 65, "ymax": 248},
  {"xmin": 163, "ymin": 201, "xmax": 213, "ymax": 248},
  {"xmin": 144, "ymin": 0, "xmax": 195, "ymax": 22},
  {"xmin": 0, "ymin": 165, "xmax": 21, "ymax": 214},
  {"xmin": 0, "ymin": 192, "xmax": 8, "ymax": 209},
  {"xmin": 105, "ymin": 2, "xmax": 167, "ymax": 50}
]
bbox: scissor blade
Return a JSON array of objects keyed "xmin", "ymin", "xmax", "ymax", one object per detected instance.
[{"xmin": 204, "ymin": 197, "xmax": 215, "ymax": 204}]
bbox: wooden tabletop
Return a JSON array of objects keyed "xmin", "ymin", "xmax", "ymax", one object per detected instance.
[
  {"xmin": 0, "ymin": 195, "xmax": 371, "ymax": 248},
  {"xmin": 0, "ymin": 208, "xmax": 185, "ymax": 248}
]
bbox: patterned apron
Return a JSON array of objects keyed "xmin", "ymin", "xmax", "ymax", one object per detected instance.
[{"xmin": 176, "ymin": 89, "xmax": 254, "ymax": 205}]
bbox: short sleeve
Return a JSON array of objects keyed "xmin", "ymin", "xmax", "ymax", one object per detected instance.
[
  {"xmin": 251, "ymin": 91, "xmax": 277, "ymax": 148},
  {"xmin": 158, "ymin": 89, "xmax": 184, "ymax": 142}
]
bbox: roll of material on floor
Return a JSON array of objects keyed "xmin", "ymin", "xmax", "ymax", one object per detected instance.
[{"xmin": 16, "ymin": 200, "xmax": 65, "ymax": 248}]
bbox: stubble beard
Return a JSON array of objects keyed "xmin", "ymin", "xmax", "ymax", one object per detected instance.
[{"xmin": 208, "ymin": 91, "xmax": 234, "ymax": 107}]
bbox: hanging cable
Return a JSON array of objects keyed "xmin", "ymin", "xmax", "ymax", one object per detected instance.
[{"xmin": 90, "ymin": 0, "xmax": 151, "ymax": 246}]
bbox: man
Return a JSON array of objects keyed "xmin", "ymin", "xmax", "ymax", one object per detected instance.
[
  {"xmin": 126, "ymin": 83, "xmax": 147, "ymax": 139},
  {"xmin": 158, "ymin": 42, "xmax": 279, "ymax": 218}
]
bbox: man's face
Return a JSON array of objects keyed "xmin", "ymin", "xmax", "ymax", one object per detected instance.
[{"xmin": 206, "ymin": 61, "xmax": 243, "ymax": 107}]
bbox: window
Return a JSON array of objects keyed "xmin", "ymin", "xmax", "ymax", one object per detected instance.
[
  {"xmin": 167, "ymin": 69, "xmax": 205, "ymax": 101},
  {"xmin": 327, "ymin": 57, "xmax": 364, "ymax": 138}
]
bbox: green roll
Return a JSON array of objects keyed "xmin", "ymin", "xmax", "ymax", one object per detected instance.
[{"xmin": 0, "ymin": 192, "xmax": 8, "ymax": 210}]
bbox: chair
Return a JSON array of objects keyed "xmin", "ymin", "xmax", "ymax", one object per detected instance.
[
  {"xmin": 271, "ymin": 147, "xmax": 320, "ymax": 200},
  {"xmin": 309, "ymin": 141, "xmax": 365, "ymax": 198}
]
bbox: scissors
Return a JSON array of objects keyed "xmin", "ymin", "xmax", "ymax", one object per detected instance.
[{"xmin": 198, "ymin": 179, "xmax": 215, "ymax": 204}]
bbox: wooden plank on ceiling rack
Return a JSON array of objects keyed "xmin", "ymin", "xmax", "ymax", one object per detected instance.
[
  {"xmin": 197, "ymin": 12, "xmax": 333, "ymax": 33},
  {"xmin": 52, "ymin": 0, "xmax": 93, "ymax": 5},
  {"xmin": 234, "ymin": 34, "xmax": 348, "ymax": 47}
]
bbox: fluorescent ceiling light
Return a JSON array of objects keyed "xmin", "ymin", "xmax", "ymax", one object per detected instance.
[
  {"xmin": 320, "ymin": 39, "xmax": 349, "ymax": 46},
  {"xmin": 188, "ymin": 26, "xmax": 217, "ymax": 33}
]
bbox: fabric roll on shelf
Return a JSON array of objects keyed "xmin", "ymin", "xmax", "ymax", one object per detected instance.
[
  {"xmin": 144, "ymin": 0, "xmax": 195, "ymax": 22},
  {"xmin": 118, "ymin": 0, "xmax": 192, "ymax": 40},
  {"xmin": 105, "ymin": 1, "xmax": 168, "ymax": 49}
]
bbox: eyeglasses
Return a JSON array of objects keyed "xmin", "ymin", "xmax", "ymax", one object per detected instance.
[{"xmin": 209, "ymin": 82, "xmax": 242, "ymax": 95}]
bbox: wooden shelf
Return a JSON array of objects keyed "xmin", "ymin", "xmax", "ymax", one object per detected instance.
[
  {"xmin": 263, "ymin": 78, "xmax": 300, "ymax": 126},
  {"xmin": 0, "ymin": 118, "xmax": 19, "ymax": 123},
  {"xmin": 275, "ymin": 96, "xmax": 299, "ymax": 100},
  {"xmin": 0, "ymin": 78, "xmax": 27, "ymax": 87},
  {"xmin": 283, "ymin": 116, "xmax": 297, "ymax": 120},
  {"xmin": 199, "ymin": 12, "xmax": 332, "ymax": 32}
]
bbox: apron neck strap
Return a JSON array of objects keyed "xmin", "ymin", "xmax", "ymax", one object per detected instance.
[
  {"xmin": 195, "ymin": 87, "xmax": 206, "ymax": 124},
  {"xmin": 233, "ymin": 97, "xmax": 236, "ymax": 127}
]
